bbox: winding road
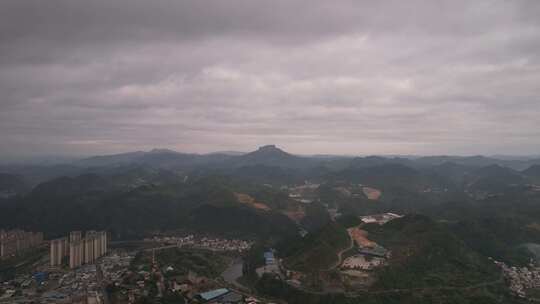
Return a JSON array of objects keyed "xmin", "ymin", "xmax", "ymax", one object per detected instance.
[{"xmin": 326, "ymin": 232, "xmax": 354, "ymax": 270}]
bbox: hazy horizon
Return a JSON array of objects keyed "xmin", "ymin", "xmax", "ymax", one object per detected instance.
[
  {"xmin": 1, "ymin": 0, "xmax": 540, "ymax": 158},
  {"xmin": 2, "ymin": 144, "xmax": 540, "ymax": 165}
]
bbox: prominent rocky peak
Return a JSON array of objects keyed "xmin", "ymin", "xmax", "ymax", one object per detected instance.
[
  {"xmin": 252, "ymin": 145, "xmax": 290, "ymax": 156},
  {"xmin": 257, "ymin": 144, "xmax": 279, "ymax": 152}
]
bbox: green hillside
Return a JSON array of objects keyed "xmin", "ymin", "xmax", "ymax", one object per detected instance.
[
  {"xmin": 258, "ymin": 215, "xmax": 520, "ymax": 304},
  {"xmin": 450, "ymin": 218, "xmax": 540, "ymax": 265},
  {"xmin": 280, "ymin": 222, "xmax": 350, "ymax": 272},
  {"xmin": 0, "ymin": 174, "xmax": 298, "ymax": 240},
  {"xmin": 365, "ymin": 215, "xmax": 502, "ymax": 290}
]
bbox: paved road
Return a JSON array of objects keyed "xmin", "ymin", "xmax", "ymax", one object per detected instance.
[{"xmin": 326, "ymin": 233, "xmax": 354, "ymax": 270}]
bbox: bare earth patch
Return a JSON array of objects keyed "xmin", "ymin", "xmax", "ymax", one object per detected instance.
[
  {"xmin": 234, "ymin": 193, "xmax": 271, "ymax": 211},
  {"xmin": 348, "ymin": 227, "xmax": 376, "ymax": 248},
  {"xmin": 283, "ymin": 207, "xmax": 306, "ymax": 223},
  {"xmin": 362, "ymin": 186, "xmax": 382, "ymax": 200}
]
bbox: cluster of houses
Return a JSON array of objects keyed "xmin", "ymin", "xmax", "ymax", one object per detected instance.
[
  {"xmin": 494, "ymin": 259, "xmax": 540, "ymax": 298},
  {"xmin": 341, "ymin": 255, "xmax": 385, "ymax": 271},
  {"xmin": 340, "ymin": 215, "xmax": 397, "ymax": 272},
  {"xmin": 145, "ymin": 235, "xmax": 253, "ymax": 252}
]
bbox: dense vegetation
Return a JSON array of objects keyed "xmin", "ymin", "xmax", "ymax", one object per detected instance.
[
  {"xmin": 365, "ymin": 215, "xmax": 501, "ymax": 289},
  {"xmin": 280, "ymin": 222, "xmax": 350, "ymax": 272},
  {"xmin": 0, "ymin": 174, "xmax": 297, "ymax": 240},
  {"xmin": 450, "ymin": 217, "xmax": 540, "ymax": 265}
]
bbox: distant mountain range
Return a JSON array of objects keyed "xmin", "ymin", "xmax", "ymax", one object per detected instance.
[
  {"xmin": 68, "ymin": 145, "xmax": 540, "ymax": 171},
  {"xmin": 2, "ymin": 146, "xmax": 540, "ymax": 173},
  {"xmin": 76, "ymin": 148, "xmax": 230, "ymax": 168},
  {"xmin": 2, "ymin": 145, "xmax": 540, "ymax": 191},
  {"xmin": 74, "ymin": 145, "xmax": 316, "ymax": 170}
]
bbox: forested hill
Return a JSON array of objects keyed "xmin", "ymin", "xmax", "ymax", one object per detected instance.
[{"xmin": 0, "ymin": 174, "xmax": 298, "ymax": 240}]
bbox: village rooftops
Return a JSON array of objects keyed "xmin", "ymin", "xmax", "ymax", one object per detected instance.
[
  {"xmin": 197, "ymin": 288, "xmax": 229, "ymax": 302},
  {"xmin": 359, "ymin": 213, "xmax": 402, "ymax": 225}
]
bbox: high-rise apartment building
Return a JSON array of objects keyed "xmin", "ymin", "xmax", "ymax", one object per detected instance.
[
  {"xmin": 1, "ymin": 229, "xmax": 43, "ymax": 260},
  {"xmin": 50, "ymin": 237, "xmax": 68, "ymax": 266},
  {"xmin": 83, "ymin": 236, "xmax": 95, "ymax": 264},
  {"xmin": 100, "ymin": 231, "xmax": 107, "ymax": 255},
  {"xmin": 50, "ymin": 230, "xmax": 108, "ymax": 268},
  {"xmin": 70, "ymin": 231, "xmax": 82, "ymax": 243},
  {"xmin": 69, "ymin": 240, "xmax": 83, "ymax": 269}
]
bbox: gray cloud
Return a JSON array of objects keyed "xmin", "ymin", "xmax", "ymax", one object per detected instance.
[{"xmin": 1, "ymin": 0, "xmax": 540, "ymax": 158}]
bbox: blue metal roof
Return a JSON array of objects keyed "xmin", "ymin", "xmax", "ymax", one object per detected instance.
[{"xmin": 199, "ymin": 288, "xmax": 229, "ymax": 301}]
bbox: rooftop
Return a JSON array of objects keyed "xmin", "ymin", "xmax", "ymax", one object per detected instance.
[{"xmin": 198, "ymin": 288, "xmax": 229, "ymax": 301}]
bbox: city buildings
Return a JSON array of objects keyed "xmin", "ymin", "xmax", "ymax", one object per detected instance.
[
  {"xmin": 70, "ymin": 231, "xmax": 82, "ymax": 242},
  {"xmin": 50, "ymin": 237, "xmax": 68, "ymax": 266},
  {"xmin": 0, "ymin": 229, "xmax": 43, "ymax": 260},
  {"xmin": 50, "ymin": 230, "xmax": 108, "ymax": 269},
  {"xmin": 69, "ymin": 240, "xmax": 83, "ymax": 269}
]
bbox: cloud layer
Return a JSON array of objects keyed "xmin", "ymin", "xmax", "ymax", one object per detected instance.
[{"xmin": 1, "ymin": 0, "xmax": 540, "ymax": 157}]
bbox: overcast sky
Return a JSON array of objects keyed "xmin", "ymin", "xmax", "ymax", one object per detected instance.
[{"xmin": 1, "ymin": 0, "xmax": 540, "ymax": 158}]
